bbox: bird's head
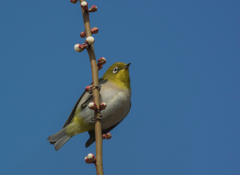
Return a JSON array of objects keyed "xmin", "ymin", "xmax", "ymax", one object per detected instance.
[{"xmin": 102, "ymin": 62, "xmax": 131, "ymax": 89}]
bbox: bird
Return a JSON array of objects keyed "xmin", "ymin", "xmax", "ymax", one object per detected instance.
[{"xmin": 47, "ymin": 62, "xmax": 131, "ymax": 151}]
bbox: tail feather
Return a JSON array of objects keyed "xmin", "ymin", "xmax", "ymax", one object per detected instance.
[
  {"xmin": 47, "ymin": 128, "xmax": 70, "ymax": 151},
  {"xmin": 85, "ymin": 136, "xmax": 95, "ymax": 148},
  {"xmin": 55, "ymin": 135, "xmax": 70, "ymax": 151}
]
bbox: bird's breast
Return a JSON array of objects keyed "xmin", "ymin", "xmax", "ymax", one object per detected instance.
[
  {"xmin": 78, "ymin": 81, "xmax": 131, "ymax": 130},
  {"xmin": 99, "ymin": 82, "xmax": 131, "ymax": 130}
]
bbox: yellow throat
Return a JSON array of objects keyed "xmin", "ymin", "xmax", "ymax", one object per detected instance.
[{"xmin": 102, "ymin": 62, "xmax": 131, "ymax": 89}]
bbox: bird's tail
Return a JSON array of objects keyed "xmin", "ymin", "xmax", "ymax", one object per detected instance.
[{"xmin": 47, "ymin": 128, "xmax": 70, "ymax": 151}]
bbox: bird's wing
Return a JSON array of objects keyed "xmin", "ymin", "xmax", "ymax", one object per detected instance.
[
  {"xmin": 85, "ymin": 102, "xmax": 131, "ymax": 148},
  {"xmin": 62, "ymin": 78, "xmax": 105, "ymax": 128},
  {"xmin": 62, "ymin": 91, "xmax": 91, "ymax": 128}
]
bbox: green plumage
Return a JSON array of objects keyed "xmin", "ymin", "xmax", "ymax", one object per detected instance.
[{"xmin": 47, "ymin": 62, "xmax": 131, "ymax": 151}]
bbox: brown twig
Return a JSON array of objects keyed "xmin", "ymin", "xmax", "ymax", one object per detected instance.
[{"xmin": 78, "ymin": 0, "xmax": 104, "ymax": 175}]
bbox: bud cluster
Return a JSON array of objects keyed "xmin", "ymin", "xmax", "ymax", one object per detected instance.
[
  {"xmin": 97, "ymin": 57, "xmax": 107, "ymax": 70},
  {"xmin": 102, "ymin": 133, "xmax": 112, "ymax": 140},
  {"xmin": 85, "ymin": 153, "xmax": 96, "ymax": 164},
  {"xmin": 80, "ymin": 27, "xmax": 99, "ymax": 38},
  {"xmin": 79, "ymin": 1, "xmax": 97, "ymax": 13},
  {"xmin": 88, "ymin": 102, "xmax": 107, "ymax": 111},
  {"xmin": 74, "ymin": 43, "xmax": 88, "ymax": 52}
]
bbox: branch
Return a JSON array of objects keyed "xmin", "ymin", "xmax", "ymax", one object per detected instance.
[{"xmin": 78, "ymin": 0, "xmax": 104, "ymax": 175}]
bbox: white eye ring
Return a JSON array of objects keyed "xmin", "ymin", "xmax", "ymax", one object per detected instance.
[{"xmin": 113, "ymin": 67, "xmax": 119, "ymax": 73}]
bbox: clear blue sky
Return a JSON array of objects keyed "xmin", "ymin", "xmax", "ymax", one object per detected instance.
[{"xmin": 1, "ymin": 0, "xmax": 240, "ymax": 174}]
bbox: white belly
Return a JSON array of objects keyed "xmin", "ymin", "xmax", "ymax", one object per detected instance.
[{"xmin": 77, "ymin": 81, "xmax": 131, "ymax": 130}]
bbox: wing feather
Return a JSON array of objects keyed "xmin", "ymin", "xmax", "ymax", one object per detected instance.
[{"xmin": 62, "ymin": 78, "xmax": 106, "ymax": 128}]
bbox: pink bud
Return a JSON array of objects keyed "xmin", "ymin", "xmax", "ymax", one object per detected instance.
[
  {"xmin": 98, "ymin": 57, "xmax": 106, "ymax": 65},
  {"xmin": 80, "ymin": 31, "xmax": 86, "ymax": 38},
  {"xmin": 106, "ymin": 133, "xmax": 112, "ymax": 140},
  {"xmin": 102, "ymin": 133, "xmax": 112, "ymax": 140},
  {"xmin": 88, "ymin": 5, "xmax": 97, "ymax": 12},
  {"xmin": 82, "ymin": 43, "xmax": 88, "ymax": 49},
  {"xmin": 85, "ymin": 85, "xmax": 92, "ymax": 93},
  {"xmin": 91, "ymin": 27, "xmax": 99, "ymax": 34},
  {"xmin": 88, "ymin": 102, "xmax": 97, "ymax": 110},
  {"xmin": 85, "ymin": 153, "xmax": 96, "ymax": 164},
  {"xmin": 70, "ymin": 0, "xmax": 78, "ymax": 4},
  {"xmin": 99, "ymin": 102, "xmax": 107, "ymax": 110},
  {"xmin": 81, "ymin": 1, "xmax": 88, "ymax": 11}
]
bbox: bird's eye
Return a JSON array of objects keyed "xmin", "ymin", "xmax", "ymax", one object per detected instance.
[{"xmin": 113, "ymin": 67, "xmax": 119, "ymax": 73}]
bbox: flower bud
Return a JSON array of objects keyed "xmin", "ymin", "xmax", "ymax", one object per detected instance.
[
  {"xmin": 85, "ymin": 85, "xmax": 92, "ymax": 93},
  {"xmin": 80, "ymin": 31, "xmax": 86, "ymax": 38},
  {"xmin": 91, "ymin": 27, "xmax": 99, "ymax": 34},
  {"xmin": 98, "ymin": 57, "xmax": 106, "ymax": 65},
  {"xmin": 81, "ymin": 1, "xmax": 88, "ymax": 11},
  {"xmin": 88, "ymin": 102, "xmax": 97, "ymax": 110},
  {"xmin": 74, "ymin": 43, "xmax": 84, "ymax": 52},
  {"xmin": 70, "ymin": 0, "xmax": 78, "ymax": 4},
  {"xmin": 88, "ymin": 5, "xmax": 97, "ymax": 12},
  {"xmin": 102, "ymin": 133, "xmax": 112, "ymax": 140},
  {"xmin": 85, "ymin": 153, "xmax": 96, "ymax": 164},
  {"xmin": 106, "ymin": 133, "xmax": 112, "ymax": 139},
  {"xmin": 82, "ymin": 43, "xmax": 88, "ymax": 49},
  {"xmin": 85, "ymin": 36, "xmax": 95, "ymax": 45},
  {"xmin": 99, "ymin": 102, "xmax": 107, "ymax": 110}
]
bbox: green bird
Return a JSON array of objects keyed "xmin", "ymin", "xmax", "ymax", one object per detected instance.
[{"xmin": 47, "ymin": 62, "xmax": 131, "ymax": 151}]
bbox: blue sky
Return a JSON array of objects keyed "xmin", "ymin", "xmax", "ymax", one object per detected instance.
[{"xmin": 1, "ymin": 0, "xmax": 240, "ymax": 174}]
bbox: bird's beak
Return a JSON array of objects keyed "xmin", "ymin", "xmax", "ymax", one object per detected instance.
[{"xmin": 124, "ymin": 63, "xmax": 131, "ymax": 69}]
